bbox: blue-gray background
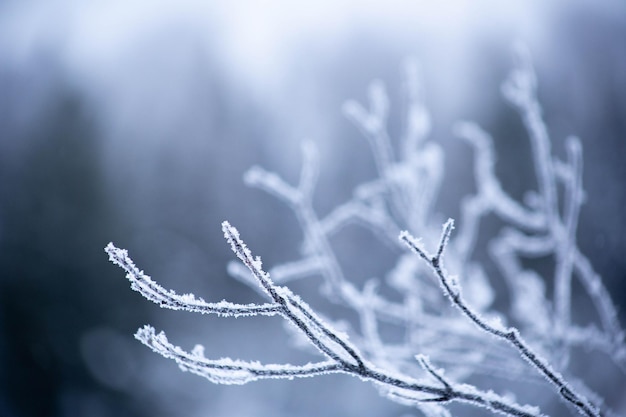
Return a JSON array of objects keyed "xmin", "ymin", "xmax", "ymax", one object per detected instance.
[{"xmin": 1, "ymin": 1, "xmax": 625, "ymax": 416}]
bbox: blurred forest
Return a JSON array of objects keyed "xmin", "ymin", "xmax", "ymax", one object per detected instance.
[{"xmin": 0, "ymin": 1, "xmax": 625, "ymax": 416}]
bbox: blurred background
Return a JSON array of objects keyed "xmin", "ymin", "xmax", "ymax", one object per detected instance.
[{"xmin": 1, "ymin": 0, "xmax": 625, "ymax": 416}]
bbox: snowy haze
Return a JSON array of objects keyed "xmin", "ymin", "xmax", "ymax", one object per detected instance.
[{"xmin": 0, "ymin": 1, "xmax": 625, "ymax": 416}]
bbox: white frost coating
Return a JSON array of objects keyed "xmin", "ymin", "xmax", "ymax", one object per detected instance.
[
  {"xmin": 105, "ymin": 243, "xmax": 281, "ymax": 317},
  {"xmin": 106, "ymin": 49, "xmax": 624, "ymax": 417},
  {"xmin": 299, "ymin": 140, "xmax": 320, "ymax": 199},
  {"xmin": 342, "ymin": 100, "xmax": 378, "ymax": 135},
  {"xmin": 222, "ymin": 221, "xmax": 365, "ymax": 368},
  {"xmin": 244, "ymin": 166, "xmax": 301, "ymax": 205},
  {"xmin": 135, "ymin": 325, "xmax": 340, "ymax": 385},
  {"xmin": 109, "ymin": 219, "xmax": 545, "ymax": 416},
  {"xmin": 222, "ymin": 221, "xmax": 276, "ymax": 297}
]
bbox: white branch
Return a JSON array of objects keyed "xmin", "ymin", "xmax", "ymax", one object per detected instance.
[
  {"xmin": 105, "ymin": 243, "xmax": 281, "ymax": 317},
  {"xmin": 401, "ymin": 221, "xmax": 600, "ymax": 417},
  {"xmin": 106, "ymin": 48, "xmax": 624, "ymax": 417},
  {"xmin": 108, "ymin": 223, "xmax": 545, "ymax": 417},
  {"xmin": 135, "ymin": 325, "xmax": 341, "ymax": 385}
]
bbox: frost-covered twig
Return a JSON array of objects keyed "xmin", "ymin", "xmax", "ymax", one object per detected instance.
[
  {"xmin": 105, "ymin": 242, "xmax": 281, "ymax": 318},
  {"xmin": 135, "ymin": 325, "xmax": 341, "ymax": 385},
  {"xmin": 400, "ymin": 221, "xmax": 600, "ymax": 417},
  {"xmin": 107, "ymin": 223, "xmax": 546, "ymax": 417}
]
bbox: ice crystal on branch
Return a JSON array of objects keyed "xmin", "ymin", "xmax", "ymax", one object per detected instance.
[{"xmin": 106, "ymin": 47, "xmax": 625, "ymax": 417}]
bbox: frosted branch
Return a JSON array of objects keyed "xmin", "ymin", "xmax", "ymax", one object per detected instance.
[
  {"xmin": 105, "ymin": 243, "xmax": 281, "ymax": 317},
  {"xmin": 573, "ymin": 250, "xmax": 626, "ymax": 368},
  {"xmin": 222, "ymin": 221, "xmax": 365, "ymax": 369},
  {"xmin": 401, "ymin": 222, "xmax": 601, "ymax": 417},
  {"xmin": 554, "ymin": 136, "xmax": 584, "ymax": 346},
  {"xmin": 455, "ymin": 121, "xmax": 546, "ymax": 231},
  {"xmin": 402, "ymin": 57, "xmax": 430, "ymax": 153},
  {"xmin": 343, "ymin": 80, "xmax": 395, "ymax": 172},
  {"xmin": 317, "ymin": 199, "xmax": 401, "ymax": 248},
  {"xmin": 107, "ymin": 49, "xmax": 624, "ymax": 417},
  {"xmin": 135, "ymin": 325, "xmax": 341, "ymax": 384},
  {"xmin": 299, "ymin": 140, "xmax": 320, "ymax": 201},
  {"xmin": 417, "ymin": 354, "xmax": 453, "ymax": 397},
  {"xmin": 108, "ymin": 223, "xmax": 545, "ymax": 417}
]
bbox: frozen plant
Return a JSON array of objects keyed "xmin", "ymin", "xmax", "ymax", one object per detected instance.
[{"xmin": 106, "ymin": 46, "xmax": 625, "ymax": 417}]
